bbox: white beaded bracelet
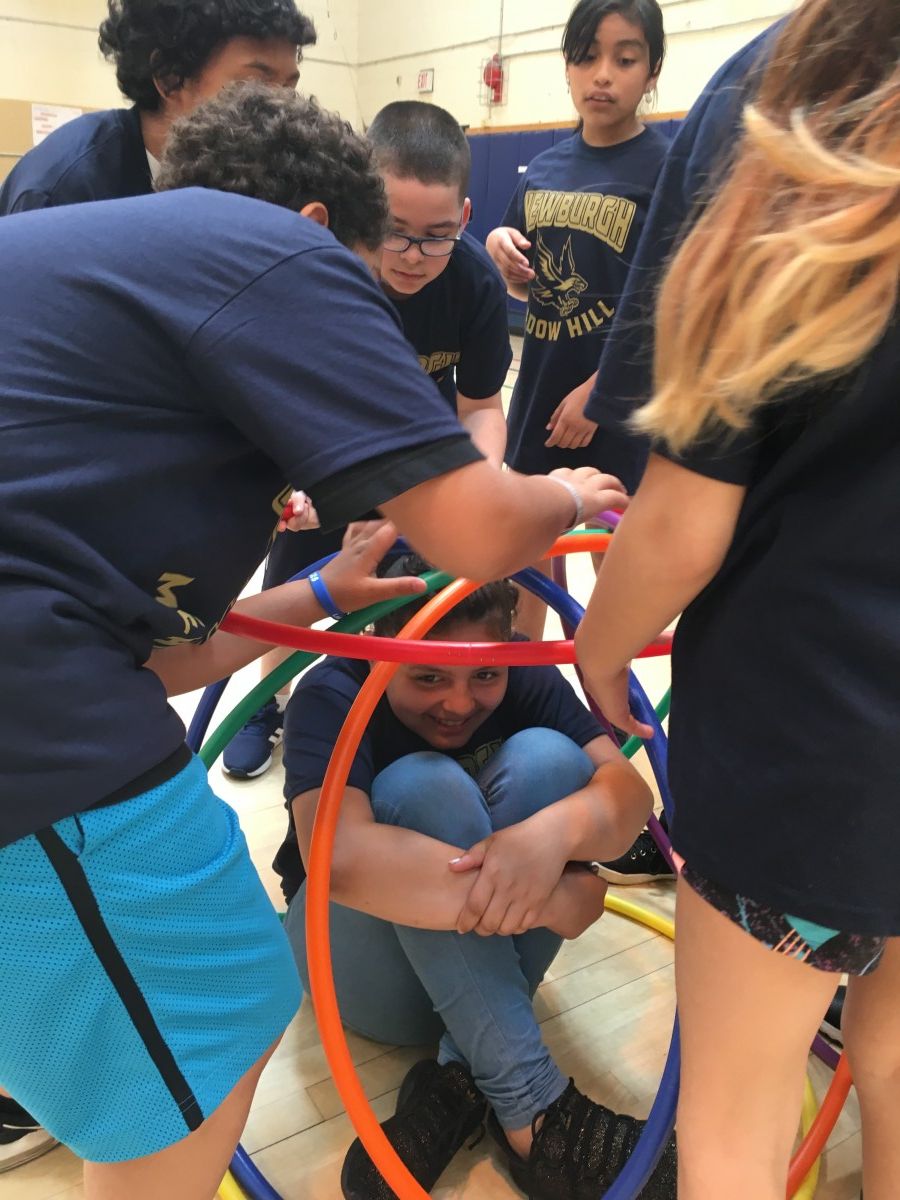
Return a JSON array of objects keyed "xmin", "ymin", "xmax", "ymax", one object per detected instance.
[{"xmin": 549, "ymin": 476, "xmax": 585, "ymax": 531}]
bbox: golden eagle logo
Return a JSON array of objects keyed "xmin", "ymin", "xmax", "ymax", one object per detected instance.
[
  {"xmin": 531, "ymin": 232, "xmax": 587, "ymax": 318},
  {"xmin": 154, "ymin": 572, "xmax": 205, "ymax": 641}
]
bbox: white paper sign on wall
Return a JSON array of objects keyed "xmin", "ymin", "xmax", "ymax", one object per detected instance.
[
  {"xmin": 417, "ymin": 69, "xmax": 434, "ymax": 94},
  {"xmin": 32, "ymin": 104, "xmax": 83, "ymax": 146}
]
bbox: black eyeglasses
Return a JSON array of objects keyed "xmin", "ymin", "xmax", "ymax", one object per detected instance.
[{"xmin": 383, "ymin": 231, "xmax": 461, "ymax": 257}]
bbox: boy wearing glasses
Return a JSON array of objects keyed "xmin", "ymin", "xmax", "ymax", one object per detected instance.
[
  {"xmin": 224, "ymin": 101, "xmax": 514, "ymax": 779},
  {"xmin": 369, "ymin": 101, "xmax": 510, "ymax": 470}
]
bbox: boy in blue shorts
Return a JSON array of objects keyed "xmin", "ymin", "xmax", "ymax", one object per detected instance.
[
  {"xmin": 0, "ymin": 0, "xmax": 314, "ymax": 214},
  {"xmin": 0, "ymin": 82, "xmax": 619, "ymax": 1196},
  {"xmin": 224, "ymin": 100, "xmax": 516, "ymax": 778}
]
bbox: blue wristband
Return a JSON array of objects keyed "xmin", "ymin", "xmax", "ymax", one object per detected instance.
[{"xmin": 308, "ymin": 570, "xmax": 347, "ymax": 620}]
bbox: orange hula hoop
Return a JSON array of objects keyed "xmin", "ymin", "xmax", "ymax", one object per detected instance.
[{"xmin": 307, "ymin": 577, "xmax": 479, "ymax": 1200}]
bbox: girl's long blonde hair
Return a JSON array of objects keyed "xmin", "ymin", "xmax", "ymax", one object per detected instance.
[{"xmin": 635, "ymin": 0, "xmax": 900, "ymax": 453}]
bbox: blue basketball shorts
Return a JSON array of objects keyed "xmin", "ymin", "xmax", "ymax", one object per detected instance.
[{"xmin": 0, "ymin": 754, "xmax": 301, "ymax": 1162}]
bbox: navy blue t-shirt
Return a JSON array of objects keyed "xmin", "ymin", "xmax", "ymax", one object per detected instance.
[
  {"xmin": 0, "ymin": 189, "xmax": 481, "ymax": 847},
  {"xmin": 579, "ymin": 23, "xmax": 900, "ymax": 931},
  {"xmin": 660, "ymin": 321, "xmax": 900, "ymax": 935},
  {"xmin": 502, "ymin": 126, "xmax": 668, "ymax": 475},
  {"xmin": 0, "ymin": 107, "xmax": 152, "ymax": 214},
  {"xmin": 583, "ymin": 24, "xmax": 781, "ymax": 490},
  {"xmin": 274, "ymin": 650, "xmax": 604, "ymax": 902},
  {"xmin": 393, "ymin": 232, "xmax": 512, "ymax": 407}
]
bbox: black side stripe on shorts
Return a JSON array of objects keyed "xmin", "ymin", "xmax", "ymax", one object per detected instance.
[{"xmin": 36, "ymin": 826, "xmax": 204, "ymax": 1133}]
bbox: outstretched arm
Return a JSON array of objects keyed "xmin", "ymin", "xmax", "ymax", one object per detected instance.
[
  {"xmin": 379, "ymin": 460, "xmax": 629, "ymax": 582},
  {"xmin": 146, "ymin": 521, "xmax": 425, "ymax": 695}
]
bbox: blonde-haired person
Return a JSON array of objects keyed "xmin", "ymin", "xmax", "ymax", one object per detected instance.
[{"xmin": 574, "ymin": 3, "xmax": 900, "ymax": 1199}]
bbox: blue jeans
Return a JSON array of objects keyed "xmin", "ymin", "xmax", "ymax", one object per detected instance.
[{"xmin": 284, "ymin": 727, "xmax": 595, "ymax": 1128}]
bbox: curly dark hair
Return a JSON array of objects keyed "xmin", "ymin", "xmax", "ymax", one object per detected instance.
[
  {"xmin": 155, "ymin": 83, "xmax": 389, "ymax": 250},
  {"xmin": 372, "ymin": 553, "xmax": 518, "ymax": 641},
  {"xmin": 98, "ymin": 0, "xmax": 317, "ymax": 110}
]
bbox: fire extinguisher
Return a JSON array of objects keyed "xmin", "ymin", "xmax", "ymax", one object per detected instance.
[{"xmin": 483, "ymin": 53, "xmax": 504, "ymax": 105}]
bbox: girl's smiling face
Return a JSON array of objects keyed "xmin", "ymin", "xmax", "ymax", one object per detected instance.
[
  {"xmin": 384, "ymin": 619, "xmax": 510, "ymax": 750},
  {"xmin": 566, "ymin": 12, "xmax": 659, "ymax": 145}
]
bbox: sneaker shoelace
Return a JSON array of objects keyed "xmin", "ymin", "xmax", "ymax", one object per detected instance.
[{"xmin": 243, "ymin": 704, "xmax": 282, "ymax": 735}]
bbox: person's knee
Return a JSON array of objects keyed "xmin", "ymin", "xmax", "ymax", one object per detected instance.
[
  {"xmin": 490, "ymin": 728, "xmax": 594, "ymax": 798},
  {"xmin": 844, "ymin": 1009, "xmax": 900, "ymax": 1094},
  {"xmin": 371, "ymin": 753, "xmax": 489, "ymax": 842}
]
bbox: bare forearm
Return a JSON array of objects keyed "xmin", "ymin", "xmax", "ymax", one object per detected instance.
[
  {"xmin": 531, "ymin": 766, "xmax": 653, "ymax": 864},
  {"xmin": 147, "ymin": 579, "xmax": 324, "ymax": 695},
  {"xmin": 380, "ymin": 461, "xmax": 574, "ymax": 581},
  {"xmin": 460, "ymin": 406, "xmax": 507, "ymax": 468},
  {"xmin": 330, "ymin": 823, "xmax": 605, "ymax": 940},
  {"xmin": 575, "ymin": 454, "xmax": 744, "ymax": 673},
  {"xmin": 576, "ymin": 523, "xmax": 704, "ymax": 674},
  {"xmin": 328, "ymin": 824, "xmax": 481, "ymax": 929}
]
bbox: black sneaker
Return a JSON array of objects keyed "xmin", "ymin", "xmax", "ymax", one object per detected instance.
[
  {"xmin": 820, "ymin": 984, "xmax": 845, "ymax": 1047},
  {"xmin": 221, "ymin": 699, "xmax": 284, "ymax": 779},
  {"xmin": 341, "ymin": 1059, "xmax": 486, "ymax": 1198},
  {"xmin": 593, "ymin": 831, "xmax": 675, "ymax": 885},
  {"xmin": 488, "ymin": 1080, "xmax": 676, "ymax": 1200},
  {"xmin": 0, "ymin": 1098, "xmax": 58, "ymax": 1173}
]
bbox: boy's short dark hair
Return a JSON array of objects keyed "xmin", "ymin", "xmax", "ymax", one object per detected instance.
[
  {"xmin": 98, "ymin": 0, "xmax": 317, "ymax": 111},
  {"xmin": 367, "ymin": 101, "xmax": 471, "ymax": 200},
  {"xmin": 372, "ymin": 553, "xmax": 518, "ymax": 641},
  {"xmin": 156, "ymin": 83, "xmax": 389, "ymax": 251}
]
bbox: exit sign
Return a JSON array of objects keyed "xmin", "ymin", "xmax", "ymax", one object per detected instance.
[{"xmin": 417, "ymin": 68, "xmax": 434, "ymax": 93}]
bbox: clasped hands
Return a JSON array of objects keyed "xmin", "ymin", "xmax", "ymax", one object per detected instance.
[{"xmin": 448, "ymin": 812, "xmax": 608, "ymax": 941}]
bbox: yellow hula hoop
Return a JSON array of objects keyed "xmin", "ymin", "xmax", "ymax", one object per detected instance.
[
  {"xmin": 217, "ymin": 1169, "xmax": 247, "ymax": 1200},
  {"xmin": 605, "ymin": 893, "xmax": 675, "ymax": 940},
  {"xmin": 602, "ymin": 893, "xmax": 822, "ymax": 1198}
]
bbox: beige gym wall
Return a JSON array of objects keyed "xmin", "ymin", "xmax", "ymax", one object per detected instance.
[
  {"xmin": 355, "ymin": 0, "xmax": 800, "ymax": 129},
  {"xmin": 0, "ymin": 0, "xmax": 360, "ymax": 179},
  {"xmin": 0, "ymin": 0, "xmax": 801, "ymax": 178}
]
